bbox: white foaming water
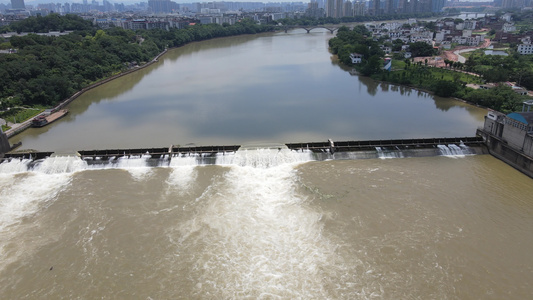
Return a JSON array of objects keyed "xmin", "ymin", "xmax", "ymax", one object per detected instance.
[
  {"xmin": 0, "ymin": 159, "xmax": 33, "ymax": 174},
  {"xmin": 216, "ymin": 148, "xmax": 314, "ymax": 168},
  {"xmin": 166, "ymin": 156, "xmax": 199, "ymax": 194},
  {"xmin": 376, "ymin": 147, "xmax": 404, "ymax": 159},
  {"xmin": 174, "ymin": 149, "xmax": 344, "ymax": 298},
  {"xmin": 0, "ymin": 156, "xmax": 88, "ymax": 174},
  {"xmin": 438, "ymin": 144, "xmax": 467, "ymax": 157},
  {"xmin": 33, "ymin": 156, "xmax": 88, "ymax": 174},
  {"xmin": 0, "ymin": 171, "xmax": 73, "ymax": 270},
  {"xmin": 110, "ymin": 155, "xmax": 153, "ymax": 180},
  {"xmin": 0, "ymin": 157, "xmax": 80, "ymax": 230}
]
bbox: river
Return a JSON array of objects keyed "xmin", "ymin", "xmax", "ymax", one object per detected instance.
[
  {"xmin": 1, "ymin": 30, "xmax": 532, "ymax": 299},
  {"xmin": 9, "ymin": 30, "xmax": 485, "ymax": 151}
]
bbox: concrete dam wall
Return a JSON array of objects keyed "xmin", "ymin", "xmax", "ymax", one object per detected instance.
[{"xmin": 1, "ymin": 137, "xmax": 487, "ymax": 168}]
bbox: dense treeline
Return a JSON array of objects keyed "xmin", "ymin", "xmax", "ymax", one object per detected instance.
[
  {"xmin": 329, "ymin": 26, "xmax": 437, "ymax": 76},
  {"xmin": 329, "ymin": 25, "xmax": 530, "ymax": 113},
  {"xmin": 277, "ymin": 12, "xmax": 442, "ymax": 26},
  {"xmin": 0, "ymin": 15, "xmax": 274, "ymax": 109},
  {"xmin": 328, "ymin": 25, "xmax": 385, "ymax": 76},
  {"xmin": 464, "ymin": 50, "xmax": 533, "ymax": 90},
  {"xmin": 0, "ymin": 14, "xmax": 94, "ymax": 33},
  {"xmin": 380, "ymin": 64, "xmax": 527, "ymax": 113}
]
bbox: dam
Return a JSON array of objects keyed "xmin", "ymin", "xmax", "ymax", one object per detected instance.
[
  {"xmin": 0, "ymin": 136, "xmax": 486, "ymax": 171},
  {"xmin": 2, "ymin": 28, "xmax": 532, "ymax": 300}
]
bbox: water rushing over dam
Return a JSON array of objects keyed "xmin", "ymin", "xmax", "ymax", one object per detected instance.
[
  {"xmin": 1, "ymin": 137, "xmax": 485, "ymax": 172},
  {"xmin": 2, "ymin": 31, "xmax": 532, "ymax": 299},
  {"xmin": 1, "ymin": 145, "xmax": 532, "ymax": 299}
]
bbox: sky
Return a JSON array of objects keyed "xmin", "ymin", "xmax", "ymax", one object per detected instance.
[{"xmin": 2, "ymin": 0, "xmax": 312, "ymax": 4}]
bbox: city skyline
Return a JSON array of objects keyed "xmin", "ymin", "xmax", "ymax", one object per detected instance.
[
  {"xmin": 0, "ymin": 0, "xmax": 503, "ymax": 5},
  {"xmin": 3, "ymin": 0, "xmax": 316, "ymax": 4}
]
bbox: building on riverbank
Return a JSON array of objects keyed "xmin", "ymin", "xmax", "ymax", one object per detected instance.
[{"xmin": 477, "ymin": 100, "xmax": 533, "ymax": 178}]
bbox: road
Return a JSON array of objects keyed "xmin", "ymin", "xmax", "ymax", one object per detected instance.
[{"xmin": 413, "ymin": 38, "xmax": 491, "ymax": 68}]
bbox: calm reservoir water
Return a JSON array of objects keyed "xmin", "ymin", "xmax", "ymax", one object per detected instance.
[
  {"xmin": 1, "ymin": 30, "xmax": 533, "ymax": 299},
  {"xmin": 10, "ymin": 30, "xmax": 485, "ymax": 151}
]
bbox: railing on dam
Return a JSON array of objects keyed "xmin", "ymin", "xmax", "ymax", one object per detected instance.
[{"xmin": 1, "ymin": 137, "xmax": 486, "ymax": 162}]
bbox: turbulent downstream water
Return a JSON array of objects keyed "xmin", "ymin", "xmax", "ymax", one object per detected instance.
[
  {"xmin": 1, "ymin": 150, "xmax": 533, "ymax": 299},
  {"xmin": 2, "ymin": 30, "xmax": 533, "ymax": 299}
]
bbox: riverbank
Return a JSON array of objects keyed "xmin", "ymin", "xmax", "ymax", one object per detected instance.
[
  {"xmin": 3, "ymin": 29, "xmax": 487, "ymax": 152},
  {"xmin": 4, "ymin": 48, "xmax": 168, "ymax": 139},
  {"xmin": 3, "ymin": 27, "xmax": 278, "ymax": 141},
  {"xmin": 355, "ymin": 65, "xmax": 483, "ymax": 104}
]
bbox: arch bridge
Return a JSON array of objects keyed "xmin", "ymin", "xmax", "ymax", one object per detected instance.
[{"xmin": 281, "ymin": 25, "xmax": 348, "ymax": 34}]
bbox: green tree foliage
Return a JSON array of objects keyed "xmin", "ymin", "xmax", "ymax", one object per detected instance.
[
  {"xmin": 464, "ymin": 50, "xmax": 533, "ymax": 90},
  {"xmin": 277, "ymin": 12, "xmax": 442, "ymax": 27},
  {"xmin": 0, "ymin": 16, "xmax": 275, "ymax": 108},
  {"xmin": 431, "ymin": 80, "xmax": 460, "ymax": 97},
  {"xmin": 361, "ymin": 55, "xmax": 383, "ymax": 76},
  {"xmin": 462, "ymin": 86, "xmax": 525, "ymax": 113},
  {"xmin": 408, "ymin": 41, "xmax": 436, "ymax": 57},
  {"xmin": 328, "ymin": 25, "xmax": 383, "ymax": 67},
  {"xmin": 3, "ymin": 14, "xmax": 93, "ymax": 33}
]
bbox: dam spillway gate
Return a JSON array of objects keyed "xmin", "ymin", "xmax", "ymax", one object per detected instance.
[{"xmin": 1, "ymin": 137, "xmax": 487, "ymax": 165}]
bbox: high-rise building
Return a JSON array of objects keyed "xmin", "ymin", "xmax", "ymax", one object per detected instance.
[
  {"xmin": 410, "ymin": 0, "xmax": 419, "ymax": 13},
  {"xmin": 326, "ymin": 0, "xmax": 335, "ymax": 17},
  {"xmin": 399, "ymin": 0, "xmax": 409, "ymax": 13},
  {"xmin": 373, "ymin": 0, "xmax": 381, "ymax": 15},
  {"xmin": 344, "ymin": 0, "xmax": 353, "ymax": 17},
  {"xmin": 10, "ymin": 0, "xmax": 25, "ymax": 10},
  {"xmin": 306, "ymin": 1, "xmax": 325, "ymax": 18},
  {"xmin": 385, "ymin": 0, "xmax": 394, "ymax": 14},
  {"xmin": 148, "ymin": 0, "xmax": 179, "ymax": 13},
  {"xmin": 335, "ymin": 0, "xmax": 343, "ymax": 17},
  {"xmin": 354, "ymin": 1, "xmax": 366, "ymax": 15}
]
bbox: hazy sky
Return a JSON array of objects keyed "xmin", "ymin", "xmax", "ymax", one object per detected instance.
[{"xmin": 2, "ymin": 0, "xmax": 311, "ymax": 4}]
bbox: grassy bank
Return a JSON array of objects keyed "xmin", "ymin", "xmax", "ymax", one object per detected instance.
[{"xmin": 0, "ymin": 107, "xmax": 43, "ymax": 124}]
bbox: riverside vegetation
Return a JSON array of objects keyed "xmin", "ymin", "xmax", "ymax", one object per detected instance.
[
  {"xmin": 0, "ymin": 14, "xmax": 275, "ymax": 129},
  {"xmin": 1, "ymin": 12, "xmax": 532, "ymax": 130},
  {"xmin": 328, "ymin": 13, "xmax": 533, "ymax": 113}
]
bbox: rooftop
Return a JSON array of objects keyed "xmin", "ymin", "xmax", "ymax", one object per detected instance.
[{"xmin": 507, "ymin": 112, "xmax": 533, "ymax": 125}]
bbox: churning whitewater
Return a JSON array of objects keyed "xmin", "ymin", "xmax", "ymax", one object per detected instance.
[
  {"xmin": 2, "ymin": 148, "xmax": 533, "ymax": 299},
  {"xmin": 0, "ymin": 149, "xmax": 371, "ymax": 298}
]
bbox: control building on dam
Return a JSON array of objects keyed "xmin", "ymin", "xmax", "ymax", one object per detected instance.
[{"xmin": 477, "ymin": 100, "xmax": 533, "ymax": 179}]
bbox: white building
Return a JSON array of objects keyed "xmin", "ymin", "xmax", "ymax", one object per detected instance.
[
  {"xmin": 502, "ymin": 23, "xmax": 516, "ymax": 33},
  {"xmin": 435, "ymin": 31, "xmax": 445, "ymax": 43},
  {"xmin": 350, "ymin": 53, "xmax": 363, "ymax": 64},
  {"xmin": 518, "ymin": 43, "xmax": 533, "ymax": 55}
]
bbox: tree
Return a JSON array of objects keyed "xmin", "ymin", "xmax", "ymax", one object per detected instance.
[
  {"xmin": 431, "ymin": 80, "xmax": 460, "ymax": 97},
  {"xmin": 0, "ymin": 15, "xmax": 277, "ymax": 109},
  {"xmin": 361, "ymin": 55, "xmax": 382, "ymax": 76},
  {"xmin": 409, "ymin": 41, "xmax": 435, "ymax": 57},
  {"xmin": 392, "ymin": 39, "xmax": 403, "ymax": 51}
]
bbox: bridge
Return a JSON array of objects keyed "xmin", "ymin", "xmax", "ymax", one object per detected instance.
[{"xmin": 281, "ymin": 25, "xmax": 347, "ymax": 34}]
